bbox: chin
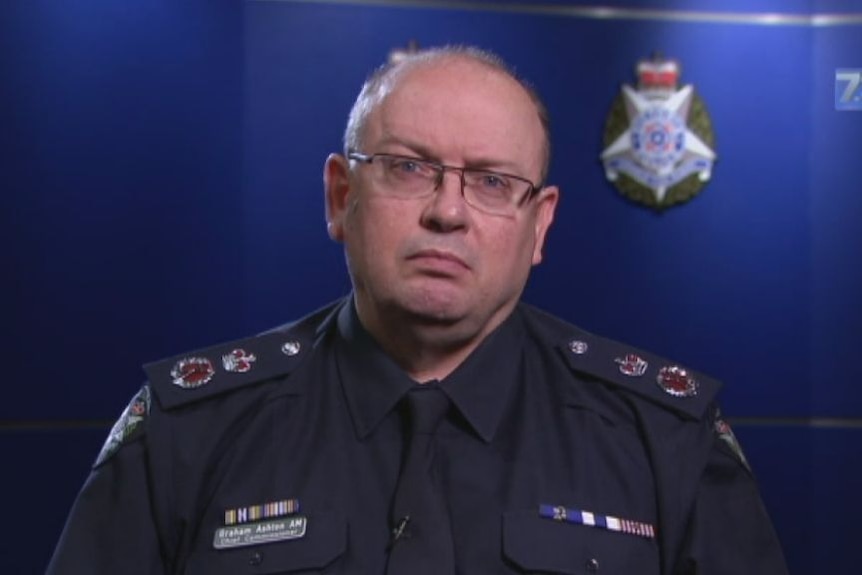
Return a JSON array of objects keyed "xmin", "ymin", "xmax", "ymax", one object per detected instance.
[
  {"xmin": 403, "ymin": 300, "xmax": 468, "ymax": 326},
  {"xmin": 392, "ymin": 287, "xmax": 471, "ymax": 325}
]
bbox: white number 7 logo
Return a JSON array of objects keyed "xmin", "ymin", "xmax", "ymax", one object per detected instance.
[{"xmin": 836, "ymin": 70, "xmax": 862, "ymax": 103}]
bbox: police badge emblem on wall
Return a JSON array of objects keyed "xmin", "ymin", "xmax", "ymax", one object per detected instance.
[{"xmin": 600, "ymin": 55, "xmax": 716, "ymax": 210}]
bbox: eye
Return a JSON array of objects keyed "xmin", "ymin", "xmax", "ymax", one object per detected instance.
[
  {"xmin": 388, "ymin": 157, "xmax": 426, "ymax": 175},
  {"xmin": 479, "ymin": 173, "xmax": 509, "ymax": 189}
]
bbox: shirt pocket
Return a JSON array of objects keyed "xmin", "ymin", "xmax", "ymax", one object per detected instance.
[
  {"xmin": 502, "ymin": 510, "xmax": 660, "ymax": 575},
  {"xmin": 185, "ymin": 511, "xmax": 346, "ymax": 574}
]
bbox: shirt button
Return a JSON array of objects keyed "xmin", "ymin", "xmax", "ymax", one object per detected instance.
[
  {"xmin": 586, "ymin": 558, "xmax": 599, "ymax": 572},
  {"xmin": 249, "ymin": 551, "xmax": 264, "ymax": 566}
]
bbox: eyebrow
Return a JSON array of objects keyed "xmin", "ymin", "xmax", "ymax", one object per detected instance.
[
  {"xmin": 373, "ymin": 136, "xmax": 437, "ymax": 162},
  {"xmin": 374, "ymin": 135, "xmax": 526, "ymax": 175}
]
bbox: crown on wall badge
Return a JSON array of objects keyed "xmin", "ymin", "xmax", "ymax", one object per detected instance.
[
  {"xmin": 388, "ymin": 40, "xmax": 420, "ymax": 64},
  {"xmin": 600, "ymin": 54, "xmax": 717, "ymax": 210}
]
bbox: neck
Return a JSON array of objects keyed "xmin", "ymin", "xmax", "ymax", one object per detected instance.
[{"xmin": 353, "ymin": 297, "xmax": 514, "ymax": 382}]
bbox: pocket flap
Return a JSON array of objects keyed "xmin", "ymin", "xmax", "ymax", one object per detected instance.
[
  {"xmin": 503, "ymin": 510, "xmax": 658, "ymax": 574},
  {"xmin": 186, "ymin": 511, "xmax": 346, "ymax": 574}
]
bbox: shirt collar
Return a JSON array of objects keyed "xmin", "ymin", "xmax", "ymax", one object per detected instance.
[
  {"xmin": 335, "ymin": 297, "xmax": 524, "ymax": 443},
  {"xmin": 438, "ymin": 309, "xmax": 524, "ymax": 443},
  {"xmin": 335, "ymin": 299, "xmax": 415, "ymax": 440}
]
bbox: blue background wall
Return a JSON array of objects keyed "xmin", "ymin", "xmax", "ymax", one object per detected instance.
[{"xmin": 3, "ymin": 0, "xmax": 861, "ymax": 572}]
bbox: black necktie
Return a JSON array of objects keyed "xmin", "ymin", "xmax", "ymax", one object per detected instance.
[{"xmin": 387, "ymin": 384, "xmax": 455, "ymax": 575}]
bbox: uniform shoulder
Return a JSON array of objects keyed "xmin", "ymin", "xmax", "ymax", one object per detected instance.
[
  {"xmin": 144, "ymin": 299, "xmax": 344, "ymax": 410},
  {"xmin": 519, "ymin": 303, "xmax": 721, "ymax": 420}
]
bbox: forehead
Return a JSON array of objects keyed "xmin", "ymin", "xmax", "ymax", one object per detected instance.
[{"xmin": 366, "ymin": 57, "xmax": 545, "ymax": 174}]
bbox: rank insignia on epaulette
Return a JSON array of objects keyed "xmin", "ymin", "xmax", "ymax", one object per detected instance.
[
  {"xmin": 616, "ymin": 354, "xmax": 648, "ymax": 377},
  {"xmin": 145, "ymin": 328, "xmax": 314, "ymax": 410},
  {"xmin": 560, "ymin": 332, "xmax": 719, "ymax": 420},
  {"xmin": 222, "ymin": 348, "xmax": 257, "ymax": 373},
  {"xmin": 281, "ymin": 340, "xmax": 301, "ymax": 356},
  {"xmin": 656, "ymin": 365, "xmax": 698, "ymax": 397},
  {"xmin": 568, "ymin": 340, "xmax": 589, "ymax": 355},
  {"xmin": 600, "ymin": 53, "xmax": 717, "ymax": 210},
  {"xmin": 171, "ymin": 356, "xmax": 215, "ymax": 389},
  {"xmin": 94, "ymin": 385, "xmax": 151, "ymax": 467}
]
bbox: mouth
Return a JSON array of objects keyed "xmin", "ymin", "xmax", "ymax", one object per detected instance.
[{"xmin": 407, "ymin": 249, "xmax": 471, "ymax": 273}]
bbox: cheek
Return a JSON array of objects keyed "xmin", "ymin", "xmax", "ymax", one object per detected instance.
[
  {"xmin": 343, "ymin": 199, "xmax": 412, "ymax": 266},
  {"xmin": 484, "ymin": 223, "xmax": 537, "ymax": 277}
]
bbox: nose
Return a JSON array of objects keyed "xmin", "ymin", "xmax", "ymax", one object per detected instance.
[{"xmin": 419, "ymin": 169, "xmax": 469, "ymax": 233}]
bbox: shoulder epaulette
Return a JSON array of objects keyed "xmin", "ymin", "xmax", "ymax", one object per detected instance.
[
  {"xmin": 521, "ymin": 304, "xmax": 720, "ymax": 420},
  {"xmin": 557, "ymin": 330, "xmax": 720, "ymax": 420},
  {"xmin": 144, "ymin": 299, "xmax": 343, "ymax": 410}
]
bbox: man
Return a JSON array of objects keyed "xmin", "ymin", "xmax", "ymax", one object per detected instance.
[{"xmin": 48, "ymin": 46, "xmax": 788, "ymax": 574}]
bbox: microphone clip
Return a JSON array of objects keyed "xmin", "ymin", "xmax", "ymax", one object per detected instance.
[{"xmin": 388, "ymin": 516, "xmax": 411, "ymax": 549}]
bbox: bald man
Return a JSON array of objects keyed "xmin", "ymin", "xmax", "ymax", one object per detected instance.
[{"xmin": 48, "ymin": 46, "xmax": 787, "ymax": 575}]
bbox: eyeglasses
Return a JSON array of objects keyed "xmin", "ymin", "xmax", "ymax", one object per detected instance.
[{"xmin": 347, "ymin": 152, "xmax": 542, "ymax": 216}]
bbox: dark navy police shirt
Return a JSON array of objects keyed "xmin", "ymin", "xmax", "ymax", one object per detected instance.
[{"xmin": 47, "ymin": 298, "xmax": 788, "ymax": 574}]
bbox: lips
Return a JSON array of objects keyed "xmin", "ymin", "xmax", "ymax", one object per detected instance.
[{"xmin": 407, "ymin": 249, "xmax": 471, "ymax": 272}]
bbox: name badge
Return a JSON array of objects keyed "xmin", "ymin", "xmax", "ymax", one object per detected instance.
[{"xmin": 213, "ymin": 516, "xmax": 307, "ymax": 549}]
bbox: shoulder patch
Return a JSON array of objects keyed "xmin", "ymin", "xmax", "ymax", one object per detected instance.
[
  {"xmin": 94, "ymin": 385, "xmax": 151, "ymax": 468},
  {"xmin": 557, "ymin": 332, "xmax": 720, "ymax": 420},
  {"xmin": 144, "ymin": 329, "xmax": 313, "ymax": 410},
  {"xmin": 714, "ymin": 407, "xmax": 751, "ymax": 472}
]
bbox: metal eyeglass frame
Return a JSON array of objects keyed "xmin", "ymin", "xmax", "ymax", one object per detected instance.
[{"xmin": 347, "ymin": 151, "xmax": 542, "ymax": 212}]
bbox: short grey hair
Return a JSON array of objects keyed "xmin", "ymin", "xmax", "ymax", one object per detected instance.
[{"xmin": 343, "ymin": 45, "xmax": 552, "ymax": 183}]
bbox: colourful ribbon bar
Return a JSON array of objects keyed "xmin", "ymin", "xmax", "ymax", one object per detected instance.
[
  {"xmin": 539, "ymin": 504, "xmax": 656, "ymax": 539},
  {"xmin": 224, "ymin": 498, "xmax": 301, "ymax": 526}
]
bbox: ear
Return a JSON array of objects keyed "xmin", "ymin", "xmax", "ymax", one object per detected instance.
[
  {"xmin": 530, "ymin": 185, "xmax": 559, "ymax": 266},
  {"xmin": 323, "ymin": 153, "xmax": 352, "ymax": 242}
]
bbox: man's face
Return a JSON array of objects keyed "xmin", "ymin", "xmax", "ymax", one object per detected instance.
[{"xmin": 325, "ymin": 57, "xmax": 558, "ymax": 343}]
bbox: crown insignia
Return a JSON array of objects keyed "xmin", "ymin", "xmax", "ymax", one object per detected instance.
[{"xmin": 637, "ymin": 54, "xmax": 680, "ymax": 93}]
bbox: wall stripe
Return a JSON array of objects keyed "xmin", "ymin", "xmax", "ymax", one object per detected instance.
[
  {"xmin": 3, "ymin": 418, "xmax": 862, "ymax": 430},
  {"xmin": 0, "ymin": 420, "xmax": 114, "ymax": 431},
  {"xmin": 729, "ymin": 417, "xmax": 862, "ymax": 429},
  {"xmin": 251, "ymin": 0, "xmax": 862, "ymax": 27}
]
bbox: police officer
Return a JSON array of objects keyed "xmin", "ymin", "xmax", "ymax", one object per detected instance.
[{"xmin": 48, "ymin": 46, "xmax": 788, "ymax": 574}]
